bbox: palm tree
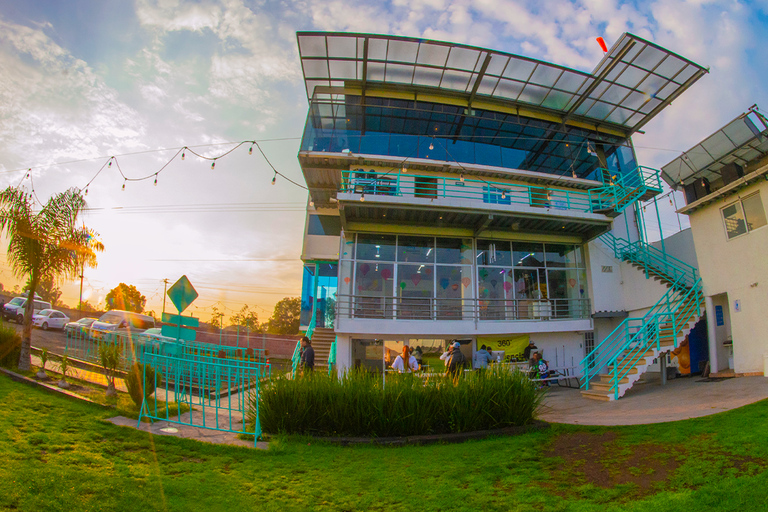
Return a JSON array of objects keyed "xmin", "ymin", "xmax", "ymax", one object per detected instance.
[{"xmin": 0, "ymin": 186, "xmax": 101, "ymax": 371}]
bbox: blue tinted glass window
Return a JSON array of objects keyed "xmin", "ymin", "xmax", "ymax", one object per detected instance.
[{"xmin": 307, "ymin": 215, "xmax": 341, "ymax": 236}]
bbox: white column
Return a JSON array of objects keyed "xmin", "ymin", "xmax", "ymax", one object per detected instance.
[{"xmin": 705, "ymin": 295, "xmax": 718, "ymax": 374}]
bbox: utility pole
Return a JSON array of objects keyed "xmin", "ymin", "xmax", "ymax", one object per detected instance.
[
  {"xmin": 162, "ymin": 278, "xmax": 169, "ymax": 315},
  {"xmin": 78, "ymin": 261, "xmax": 84, "ymax": 312}
]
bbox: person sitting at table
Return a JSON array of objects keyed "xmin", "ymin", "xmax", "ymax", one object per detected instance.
[{"xmin": 392, "ymin": 345, "xmax": 419, "ymax": 373}]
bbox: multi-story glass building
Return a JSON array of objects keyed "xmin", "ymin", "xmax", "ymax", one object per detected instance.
[{"xmin": 295, "ymin": 31, "xmax": 707, "ymax": 391}]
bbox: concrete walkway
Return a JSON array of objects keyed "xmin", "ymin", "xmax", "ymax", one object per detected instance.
[{"xmin": 538, "ymin": 373, "xmax": 768, "ymax": 425}]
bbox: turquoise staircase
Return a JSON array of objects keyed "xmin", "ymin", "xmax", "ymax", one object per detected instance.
[
  {"xmin": 588, "ymin": 166, "xmax": 662, "ymax": 216},
  {"xmin": 579, "ymin": 232, "xmax": 704, "ymax": 400}
]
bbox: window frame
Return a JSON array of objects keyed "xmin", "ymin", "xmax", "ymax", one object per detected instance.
[{"xmin": 720, "ymin": 192, "xmax": 767, "ymax": 241}]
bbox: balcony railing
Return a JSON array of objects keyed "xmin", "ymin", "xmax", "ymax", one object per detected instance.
[
  {"xmin": 335, "ymin": 294, "xmax": 591, "ymax": 322},
  {"xmin": 341, "ymin": 169, "xmax": 594, "ymax": 213}
]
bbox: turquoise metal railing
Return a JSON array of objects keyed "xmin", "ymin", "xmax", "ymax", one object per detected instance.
[
  {"xmin": 587, "ymin": 166, "xmax": 662, "ymax": 214},
  {"xmin": 340, "ymin": 169, "xmax": 594, "ymax": 213},
  {"xmin": 327, "ymin": 337, "xmax": 337, "ymax": 376},
  {"xmin": 137, "ymin": 349, "xmax": 266, "ymax": 444},
  {"xmin": 599, "ymin": 232, "xmax": 698, "ymax": 289},
  {"xmin": 581, "ymin": 231, "xmax": 704, "ymax": 399}
]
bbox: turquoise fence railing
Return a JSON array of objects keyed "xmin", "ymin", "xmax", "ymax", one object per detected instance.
[
  {"xmin": 340, "ymin": 170, "xmax": 595, "ymax": 213},
  {"xmin": 136, "ymin": 350, "xmax": 267, "ymax": 444},
  {"xmin": 599, "ymin": 232, "xmax": 698, "ymax": 289},
  {"xmin": 587, "ymin": 166, "xmax": 662, "ymax": 214},
  {"xmin": 327, "ymin": 337, "xmax": 337, "ymax": 376}
]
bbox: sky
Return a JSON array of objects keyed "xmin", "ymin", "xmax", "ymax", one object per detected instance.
[{"xmin": 1, "ymin": 0, "xmax": 767, "ymax": 323}]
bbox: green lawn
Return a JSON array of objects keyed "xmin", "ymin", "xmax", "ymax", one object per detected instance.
[{"xmin": 1, "ymin": 373, "xmax": 767, "ymax": 512}]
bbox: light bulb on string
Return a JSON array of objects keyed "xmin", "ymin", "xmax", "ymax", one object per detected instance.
[
  {"xmin": 271, "ymin": 173, "xmax": 277, "ymax": 185},
  {"xmin": 181, "ymin": 150, "xmax": 185, "ymax": 160},
  {"xmin": 460, "ymin": 173, "xmax": 464, "ymax": 182},
  {"xmin": 211, "ymin": 160, "xmax": 216, "ymax": 170},
  {"xmin": 108, "ymin": 160, "xmax": 112, "ymax": 168},
  {"xmin": 249, "ymin": 145, "xmax": 253, "ymax": 155},
  {"xmin": 360, "ymin": 194, "xmax": 365, "ymax": 202},
  {"xmin": 429, "ymin": 141, "xmax": 434, "ymax": 150},
  {"xmin": 501, "ymin": 190, "xmax": 506, "ymax": 199},
  {"xmin": 84, "ymin": 187, "xmax": 88, "ymax": 196},
  {"xmin": 669, "ymin": 198, "xmax": 673, "ymax": 206},
  {"xmin": 122, "ymin": 181, "xmax": 126, "ymax": 191},
  {"xmin": 154, "ymin": 175, "xmax": 158, "ymax": 186}
]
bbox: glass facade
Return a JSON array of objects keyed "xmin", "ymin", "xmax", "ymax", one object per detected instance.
[
  {"xmin": 330, "ymin": 233, "xmax": 589, "ymax": 322},
  {"xmin": 300, "ymin": 262, "xmax": 339, "ymax": 328},
  {"xmin": 301, "ymin": 95, "xmax": 637, "ymax": 181}
]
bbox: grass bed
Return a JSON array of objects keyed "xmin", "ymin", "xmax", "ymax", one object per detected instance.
[{"xmin": 255, "ymin": 367, "xmax": 543, "ymax": 437}]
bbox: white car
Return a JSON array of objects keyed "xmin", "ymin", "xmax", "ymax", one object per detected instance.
[{"xmin": 32, "ymin": 309, "xmax": 70, "ymax": 330}]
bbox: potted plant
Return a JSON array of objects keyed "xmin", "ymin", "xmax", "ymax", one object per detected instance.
[
  {"xmin": 57, "ymin": 353, "xmax": 71, "ymax": 389},
  {"xmin": 36, "ymin": 347, "xmax": 49, "ymax": 379},
  {"xmin": 99, "ymin": 343, "xmax": 120, "ymax": 398}
]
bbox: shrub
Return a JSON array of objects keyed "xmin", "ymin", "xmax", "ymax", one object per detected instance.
[
  {"xmin": 0, "ymin": 324, "xmax": 21, "ymax": 368},
  {"xmin": 125, "ymin": 362, "xmax": 160, "ymax": 408},
  {"xmin": 99, "ymin": 343, "xmax": 121, "ymax": 396},
  {"xmin": 254, "ymin": 366, "xmax": 543, "ymax": 437}
]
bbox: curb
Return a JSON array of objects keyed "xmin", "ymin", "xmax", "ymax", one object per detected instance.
[
  {"xmin": 294, "ymin": 420, "xmax": 550, "ymax": 446},
  {"xmin": 0, "ymin": 367, "xmax": 114, "ymax": 409}
]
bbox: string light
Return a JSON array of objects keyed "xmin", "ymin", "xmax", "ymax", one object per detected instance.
[
  {"xmin": 181, "ymin": 150, "xmax": 185, "ymax": 160},
  {"xmin": 501, "ymin": 190, "xmax": 506, "ymax": 199},
  {"xmin": 460, "ymin": 173, "xmax": 464, "ymax": 182},
  {"xmin": 402, "ymin": 166, "xmax": 407, "ymax": 173},
  {"xmin": 249, "ymin": 145, "xmax": 253, "ymax": 155},
  {"xmin": 154, "ymin": 175, "xmax": 158, "ymax": 186},
  {"xmin": 121, "ymin": 181, "xmax": 126, "ymax": 191},
  {"xmin": 271, "ymin": 173, "xmax": 277, "ymax": 185},
  {"xmin": 360, "ymin": 194, "xmax": 365, "ymax": 202},
  {"xmin": 84, "ymin": 187, "xmax": 88, "ymax": 196},
  {"xmin": 108, "ymin": 160, "xmax": 112, "ymax": 168},
  {"xmin": 429, "ymin": 141, "xmax": 434, "ymax": 150},
  {"xmin": 211, "ymin": 160, "xmax": 216, "ymax": 170}
]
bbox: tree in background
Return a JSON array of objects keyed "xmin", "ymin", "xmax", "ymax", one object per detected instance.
[
  {"xmin": 209, "ymin": 305, "xmax": 225, "ymax": 330},
  {"xmin": 0, "ymin": 187, "xmax": 99, "ymax": 370},
  {"xmin": 77, "ymin": 300, "xmax": 98, "ymax": 312},
  {"xmin": 26, "ymin": 275, "xmax": 62, "ymax": 306},
  {"xmin": 105, "ymin": 283, "xmax": 146, "ymax": 313},
  {"xmin": 230, "ymin": 304, "xmax": 262, "ymax": 334},
  {"xmin": 265, "ymin": 297, "xmax": 300, "ymax": 334}
]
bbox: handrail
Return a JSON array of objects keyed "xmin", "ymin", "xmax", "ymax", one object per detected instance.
[
  {"xmin": 328, "ymin": 337, "xmax": 337, "ymax": 376},
  {"xmin": 340, "ymin": 170, "xmax": 595, "ymax": 213}
]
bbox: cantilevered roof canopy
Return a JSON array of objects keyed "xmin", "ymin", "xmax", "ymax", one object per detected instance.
[
  {"xmin": 297, "ymin": 32, "xmax": 708, "ymax": 137},
  {"xmin": 661, "ymin": 109, "xmax": 768, "ymax": 188}
]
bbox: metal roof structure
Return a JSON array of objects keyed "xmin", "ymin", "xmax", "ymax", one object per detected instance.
[
  {"xmin": 661, "ymin": 108, "xmax": 768, "ymax": 188},
  {"xmin": 297, "ymin": 32, "xmax": 708, "ymax": 137}
]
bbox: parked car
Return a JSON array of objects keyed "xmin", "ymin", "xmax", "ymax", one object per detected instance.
[
  {"xmin": 4, "ymin": 298, "xmax": 53, "ymax": 324},
  {"xmin": 32, "ymin": 309, "xmax": 70, "ymax": 330},
  {"xmin": 89, "ymin": 310, "xmax": 156, "ymax": 340},
  {"xmin": 64, "ymin": 317, "xmax": 98, "ymax": 337}
]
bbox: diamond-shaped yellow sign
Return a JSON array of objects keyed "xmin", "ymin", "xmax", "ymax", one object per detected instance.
[{"xmin": 167, "ymin": 275, "xmax": 198, "ymax": 313}]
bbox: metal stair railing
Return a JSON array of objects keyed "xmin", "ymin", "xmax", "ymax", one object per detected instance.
[
  {"xmin": 587, "ymin": 166, "xmax": 662, "ymax": 214},
  {"xmin": 603, "ymin": 279, "xmax": 703, "ymax": 399},
  {"xmin": 599, "ymin": 232, "xmax": 698, "ymax": 289},
  {"xmin": 327, "ymin": 336, "xmax": 337, "ymax": 376},
  {"xmin": 581, "ymin": 274, "xmax": 703, "ymax": 399}
]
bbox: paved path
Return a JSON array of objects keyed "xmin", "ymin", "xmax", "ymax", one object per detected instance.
[{"xmin": 538, "ymin": 373, "xmax": 768, "ymax": 425}]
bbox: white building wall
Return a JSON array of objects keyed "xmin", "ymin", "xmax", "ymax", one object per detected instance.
[{"xmin": 688, "ymin": 180, "xmax": 768, "ymax": 374}]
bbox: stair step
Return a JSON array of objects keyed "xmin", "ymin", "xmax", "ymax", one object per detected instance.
[
  {"xmin": 580, "ymin": 389, "xmax": 613, "ymax": 401},
  {"xmin": 599, "ymin": 374, "xmax": 630, "ymax": 384},
  {"xmin": 607, "ymin": 366, "xmax": 638, "ymax": 374}
]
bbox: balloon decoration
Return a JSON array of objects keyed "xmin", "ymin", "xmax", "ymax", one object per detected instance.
[
  {"xmin": 596, "ymin": 37, "xmax": 608, "ymax": 53},
  {"xmin": 360, "ymin": 263, "xmax": 370, "ymax": 276},
  {"xmin": 381, "ymin": 268, "xmax": 392, "ymax": 280},
  {"xmin": 344, "ymin": 277, "xmax": 351, "ymax": 284},
  {"xmin": 451, "ymin": 284, "xmax": 459, "ymax": 291},
  {"xmin": 411, "ymin": 274, "xmax": 422, "ymax": 286},
  {"xmin": 479, "ymin": 269, "xmax": 489, "ymax": 280},
  {"xmin": 440, "ymin": 278, "xmax": 450, "ymax": 290},
  {"xmin": 490, "ymin": 279, "xmax": 498, "ymax": 287},
  {"xmin": 503, "ymin": 281, "xmax": 512, "ymax": 292},
  {"xmin": 372, "ymin": 279, "xmax": 379, "ymax": 289},
  {"xmin": 399, "ymin": 281, "xmax": 407, "ymax": 289},
  {"xmin": 462, "ymin": 277, "xmax": 471, "ymax": 288},
  {"xmin": 568, "ymin": 278, "xmax": 577, "ymax": 288},
  {"xmin": 425, "ymin": 267, "xmax": 432, "ymax": 276}
]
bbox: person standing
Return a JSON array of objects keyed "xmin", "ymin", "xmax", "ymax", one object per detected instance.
[
  {"xmin": 440, "ymin": 343, "xmax": 454, "ymax": 367},
  {"xmin": 392, "ymin": 345, "xmax": 419, "ymax": 373},
  {"xmin": 473, "ymin": 344, "xmax": 493, "ymax": 371},
  {"xmin": 447, "ymin": 341, "xmax": 466, "ymax": 380},
  {"xmin": 523, "ymin": 340, "xmax": 537, "ymax": 361},
  {"xmin": 300, "ymin": 336, "xmax": 315, "ymax": 373}
]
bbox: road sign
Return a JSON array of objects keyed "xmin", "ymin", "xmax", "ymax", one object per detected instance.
[
  {"xmin": 161, "ymin": 324, "xmax": 197, "ymax": 342},
  {"xmin": 167, "ymin": 275, "xmax": 198, "ymax": 313},
  {"xmin": 162, "ymin": 313, "xmax": 199, "ymax": 328}
]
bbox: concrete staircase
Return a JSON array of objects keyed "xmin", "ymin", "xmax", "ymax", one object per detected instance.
[
  {"xmin": 310, "ymin": 327, "xmax": 335, "ymax": 368},
  {"xmin": 580, "ymin": 295, "xmax": 703, "ymax": 401},
  {"xmin": 581, "ymin": 231, "xmax": 704, "ymax": 401}
]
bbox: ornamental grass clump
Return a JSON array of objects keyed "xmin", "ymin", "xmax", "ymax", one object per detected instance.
[
  {"xmin": 0, "ymin": 323, "xmax": 21, "ymax": 368},
  {"xmin": 255, "ymin": 366, "xmax": 543, "ymax": 437},
  {"xmin": 125, "ymin": 362, "xmax": 160, "ymax": 409}
]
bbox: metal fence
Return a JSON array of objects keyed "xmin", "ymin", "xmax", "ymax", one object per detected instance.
[
  {"xmin": 335, "ymin": 295, "xmax": 591, "ymax": 322},
  {"xmin": 64, "ymin": 330, "xmax": 267, "ymax": 444}
]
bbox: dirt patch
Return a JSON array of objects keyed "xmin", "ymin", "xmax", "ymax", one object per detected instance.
[{"xmin": 541, "ymin": 431, "xmax": 767, "ymax": 500}]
